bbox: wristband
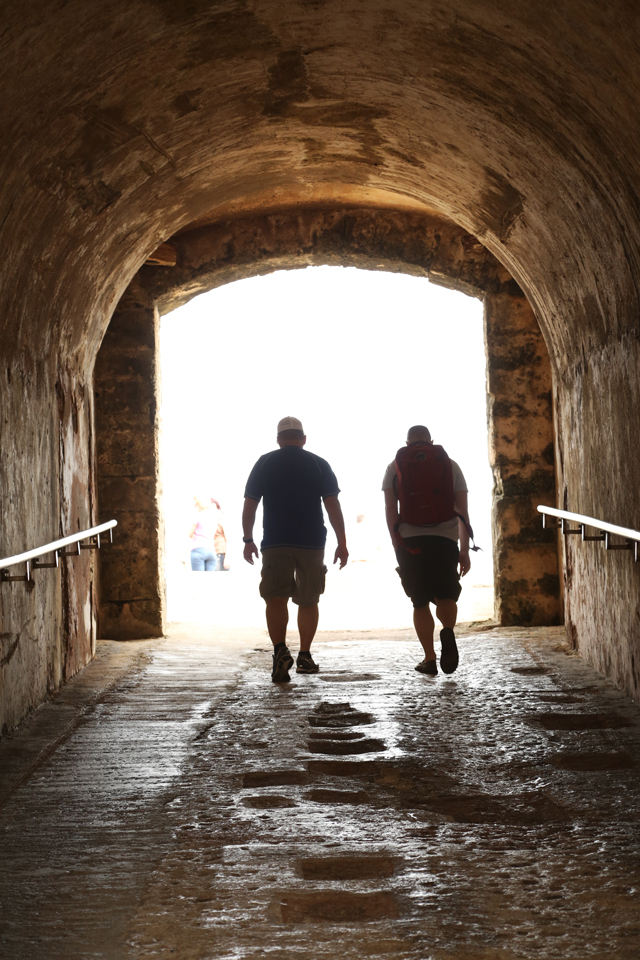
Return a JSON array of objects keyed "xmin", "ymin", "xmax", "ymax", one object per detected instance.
[{"xmin": 243, "ymin": 537, "xmax": 254, "ymax": 544}]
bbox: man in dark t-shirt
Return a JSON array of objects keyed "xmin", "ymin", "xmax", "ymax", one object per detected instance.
[{"xmin": 243, "ymin": 416, "xmax": 349, "ymax": 682}]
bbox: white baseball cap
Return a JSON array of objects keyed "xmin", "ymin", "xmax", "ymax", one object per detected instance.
[{"xmin": 277, "ymin": 416, "xmax": 304, "ymax": 434}]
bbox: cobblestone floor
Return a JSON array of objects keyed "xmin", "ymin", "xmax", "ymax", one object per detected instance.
[{"xmin": 1, "ymin": 623, "xmax": 640, "ymax": 959}]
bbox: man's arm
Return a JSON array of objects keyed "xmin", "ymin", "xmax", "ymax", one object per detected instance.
[
  {"xmin": 384, "ymin": 488, "xmax": 402, "ymax": 549},
  {"xmin": 454, "ymin": 490, "xmax": 471, "ymax": 576},
  {"xmin": 323, "ymin": 495, "xmax": 349, "ymax": 569},
  {"xmin": 242, "ymin": 497, "xmax": 260, "ymax": 565}
]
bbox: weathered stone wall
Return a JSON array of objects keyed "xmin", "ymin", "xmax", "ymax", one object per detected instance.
[
  {"xmin": 96, "ymin": 206, "xmax": 559, "ymax": 637},
  {"xmin": 485, "ymin": 290, "xmax": 561, "ymax": 626},
  {"xmin": 94, "ymin": 281, "xmax": 165, "ymax": 640},
  {"xmin": 0, "ymin": 362, "xmax": 97, "ymax": 734},
  {"xmin": 555, "ymin": 338, "xmax": 640, "ymax": 701},
  {"xmin": 143, "ymin": 207, "xmax": 511, "ymax": 312}
]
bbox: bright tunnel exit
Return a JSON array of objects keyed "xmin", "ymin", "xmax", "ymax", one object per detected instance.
[{"xmin": 159, "ymin": 266, "xmax": 493, "ymax": 629}]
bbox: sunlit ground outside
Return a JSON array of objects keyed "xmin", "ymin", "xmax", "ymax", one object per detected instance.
[{"xmin": 160, "ymin": 266, "xmax": 494, "ymax": 630}]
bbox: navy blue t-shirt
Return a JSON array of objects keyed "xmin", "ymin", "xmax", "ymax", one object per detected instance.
[{"xmin": 244, "ymin": 446, "xmax": 340, "ymax": 550}]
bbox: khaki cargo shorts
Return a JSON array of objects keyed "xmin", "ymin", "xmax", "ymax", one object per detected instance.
[{"xmin": 259, "ymin": 547, "xmax": 327, "ymax": 606}]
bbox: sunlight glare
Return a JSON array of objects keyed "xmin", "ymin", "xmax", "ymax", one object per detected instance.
[{"xmin": 160, "ymin": 266, "xmax": 494, "ymax": 628}]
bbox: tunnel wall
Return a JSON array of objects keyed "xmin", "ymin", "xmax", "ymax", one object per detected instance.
[
  {"xmin": 0, "ymin": 363, "xmax": 97, "ymax": 734},
  {"xmin": 96, "ymin": 206, "xmax": 560, "ymax": 637},
  {"xmin": 556, "ymin": 341, "xmax": 640, "ymax": 697},
  {"xmin": 94, "ymin": 281, "xmax": 165, "ymax": 641},
  {"xmin": 485, "ymin": 289, "xmax": 561, "ymax": 626}
]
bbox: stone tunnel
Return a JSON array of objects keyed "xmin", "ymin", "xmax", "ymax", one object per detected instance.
[
  {"xmin": 1, "ymin": 3, "xmax": 640, "ymax": 957},
  {"xmin": 94, "ymin": 205, "xmax": 560, "ymax": 641}
]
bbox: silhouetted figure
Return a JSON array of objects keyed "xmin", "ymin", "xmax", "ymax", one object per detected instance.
[
  {"xmin": 242, "ymin": 416, "xmax": 348, "ymax": 682},
  {"xmin": 383, "ymin": 425, "xmax": 472, "ymax": 676},
  {"xmin": 189, "ymin": 496, "xmax": 228, "ymax": 571}
]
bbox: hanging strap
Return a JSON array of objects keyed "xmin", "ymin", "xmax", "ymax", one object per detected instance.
[
  {"xmin": 455, "ymin": 513, "xmax": 482, "ymax": 552},
  {"xmin": 394, "ymin": 518, "xmax": 482, "ymax": 553},
  {"xmin": 393, "ymin": 521, "xmax": 422, "ymax": 554}
]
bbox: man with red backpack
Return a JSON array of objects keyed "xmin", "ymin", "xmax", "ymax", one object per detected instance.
[{"xmin": 382, "ymin": 424, "xmax": 473, "ymax": 676}]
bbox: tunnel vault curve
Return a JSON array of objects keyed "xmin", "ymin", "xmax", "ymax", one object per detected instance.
[
  {"xmin": 94, "ymin": 204, "xmax": 561, "ymax": 642},
  {"xmin": 4, "ymin": 0, "xmax": 640, "ymax": 730}
]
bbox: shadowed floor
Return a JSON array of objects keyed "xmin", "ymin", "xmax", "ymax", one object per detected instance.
[{"xmin": 1, "ymin": 624, "xmax": 639, "ymax": 959}]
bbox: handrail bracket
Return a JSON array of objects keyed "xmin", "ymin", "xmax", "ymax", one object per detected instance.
[
  {"xmin": 59, "ymin": 542, "xmax": 82, "ymax": 558},
  {"xmin": 32, "ymin": 551, "xmax": 60, "ymax": 570},
  {"xmin": 605, "ymin": 532, "xmax": 636, "ymax": 556},
  {"xmin": 581, "ymin": 526, "xmax": 605, "ymax": 542},
  {"xmin": 1, "ymin": 561, "xmax": 31, "ymax": 583},
  {"xmin": 80, "ymin": 533, "xmax": 101, "ymax": 551},
  {"xmin": 561, "ymin": 518, "xmax": 582, "ymax": 535}
]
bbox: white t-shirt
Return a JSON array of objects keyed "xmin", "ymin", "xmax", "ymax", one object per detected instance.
[{"xmin": 382, "ymin": 457, "xmax": 468, "ymax": 542}]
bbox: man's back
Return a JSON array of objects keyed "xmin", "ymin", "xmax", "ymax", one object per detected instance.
[
  {"xmin": 242, "ymin": 417, "xmax": 348, "ymax": 682},
  {"xmin": 245, "ymin": 446, "xmax": 339, "ymax": 549}
]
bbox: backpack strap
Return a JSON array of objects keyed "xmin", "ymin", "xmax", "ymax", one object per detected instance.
[
  {"xmin": 456, "ymin": 513, "xmax": 482, "ymax": 552},
  {"xmin": 393, "ymin": 521, "xmax": 422, "ymax": 554},
  {"xmin": 395, "ymin": 518, "xmax": 482, "ymax": 553}
]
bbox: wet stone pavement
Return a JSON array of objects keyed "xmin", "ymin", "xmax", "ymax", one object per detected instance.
[{"xmin": 1, "ymin": 624, "xmax": 640, "ymax": 959}]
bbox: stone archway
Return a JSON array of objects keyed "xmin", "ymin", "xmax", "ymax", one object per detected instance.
[
  {"xmin": 6, "ymin": 1, "xmax": 640, "ymax": 730},
  {"xmin": 94, "ymin": 205, "xmax": 561, "ymax": 639}
]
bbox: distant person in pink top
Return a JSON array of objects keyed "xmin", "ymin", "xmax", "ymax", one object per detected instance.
[{"xmin": 188, "ymin": 496, "xmax": 229, "ymax": 571}]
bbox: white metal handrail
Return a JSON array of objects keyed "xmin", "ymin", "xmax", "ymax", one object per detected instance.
[
  {"xmin": 0, "ymin": 520, "xmax": 117, "ymax": 582},
  {"xmin": 537, "ymin": 505, "xmax": 639, "ymax": 562}
]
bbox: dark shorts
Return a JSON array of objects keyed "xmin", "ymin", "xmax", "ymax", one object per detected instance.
[{"xmin": 395, "ymin": 536, "xmax": 461, "ymax": 608}]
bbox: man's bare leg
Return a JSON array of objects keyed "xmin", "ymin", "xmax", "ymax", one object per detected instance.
[
  {"xmin": 434, "ymin": 598, "xmax": 457, "ymax": 630},
  {"xmin": 434, "ymin": 598, "xmax": 459, "ymax": 674},
  {"xmin": 298, "ymin": 603, "xmax": 319, "ymax": 652},
  {"xmin": 413, "ymin": 605, "xmax": 436, "ymax": 660},
  {"xmin": 266, "ymin": 597, "xmax": 295, "ymax": 682},
  {"xmin": 265, "ymin": 596, "xmax": 289, "ymax": 646}
]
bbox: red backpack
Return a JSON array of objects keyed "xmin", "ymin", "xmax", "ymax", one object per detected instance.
[{"xmin": 395, "ymin": 442, "xmax": 456, "ymax": 525}]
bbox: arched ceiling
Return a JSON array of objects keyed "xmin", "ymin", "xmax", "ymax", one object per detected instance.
[{"xmin": 2, "ymin": 1, "xmax": 640, "ymax": 369}]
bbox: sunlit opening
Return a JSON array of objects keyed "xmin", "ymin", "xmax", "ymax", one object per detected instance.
[{"xmin": 160, "ymin": 266, "xmax": 493, "ymax": 629}]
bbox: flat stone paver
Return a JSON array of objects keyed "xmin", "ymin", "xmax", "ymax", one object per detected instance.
[{"xmin": 1, "ymin": 623, "xmax": 640, "ymax": 959}]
